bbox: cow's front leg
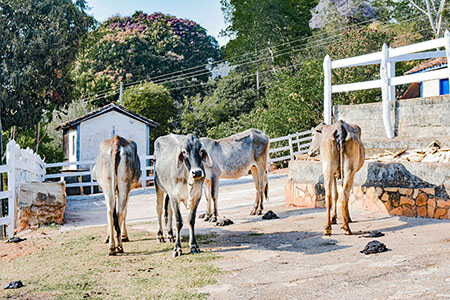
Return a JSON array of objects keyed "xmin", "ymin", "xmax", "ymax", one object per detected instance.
[
  {"xmin": 155, "ymin": 185, "xmax": 165, "ymax": 243},
  {"xmin": 171, "ymin": 197, "xmax": 183, "ymax": 257},
  {"xmin": 249, "ymin": 166, "xmax": 263, "ymax": 215},
  {"xmin": 188, "ymin": 197, "xmax": 201, "ymax": 254},
  {"xmin": 166, "ymin": 196, "xmax": 175, "ymax": 243},
  {"xmin": 323, "ymin": 172, "xmax": 333, "ymax": 236}
]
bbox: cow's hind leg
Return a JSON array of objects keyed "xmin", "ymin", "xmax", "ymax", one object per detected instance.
[
  {"xmin": 341, "ymin": 172, "xmax": 355, "ymax": 235},
  {"xmin": 202, "ymin": 179, "xmax": 212, "ymax": 222},
  {"xmin": 155, "ymin": 182, "xmax": 165, "ymax": 243},
  {"xmin": 323, "ymin": 171, "xmax": 334, "ymax": 236},
  {"xmin": 171, "ymin": 196, "xmax": 183, "ymax": 257},
  {"xmin": 249, "ymin": 166, "xmax": 264, "ymax": 215},
  {"xmin": 165, "ymin": 195, "xmax": 175, "ymax": 242},
  {"xmin": 209, "ymin": 176, "xmax": 219, "ymax": 222},
  {"xmin": 103, "ymin": 183, "xmax": 117, "ymax": 255},
  {"xmin": 121, "ymin": 205, "xmax": 129, "ymax": 242},
  {"xmin": 331, "ymin": 177, "xmax": 338, "ymax": 224},
  {"xmin": 188, "ymin": 196, "xmax": 201, "ymax": 254}
]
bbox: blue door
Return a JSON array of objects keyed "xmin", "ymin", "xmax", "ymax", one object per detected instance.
[{"xmin": 439, "ymin": 78, "xmax": 449, "ymax": 95}]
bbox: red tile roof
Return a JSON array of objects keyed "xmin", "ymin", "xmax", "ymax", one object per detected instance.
[{"xmin": 405, "ymin": 57, "xmax": 447, "ymax": 75}]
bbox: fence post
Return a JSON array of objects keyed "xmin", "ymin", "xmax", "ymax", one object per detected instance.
[
  {"xmin": 140, "ymin": 157, "xmax": 146, "ymax": 188},
  {"xmin": 387, "ymin": 47, "xmax": 396, "ymax": 102},
  {"xmin": 380, "ymin": 44, "xmax": 394, "ymax": 139},
  {"xmin": 323, "ymin": 55, "xmax": 332, "ymax": 124},
  {"xmin": 445, "ymin": 30, "xmax": 450, "ymax": 83},
  {"xmin": 288, "ymin": 135, "xmax": 294, "ymax": 160},
  {"xmin": 89, "ymin": 164, "xmax": 94, "ymax": 194},
  {"xmin": 6, "ymin": 141, "xmax": 16, "ymax": 238}
]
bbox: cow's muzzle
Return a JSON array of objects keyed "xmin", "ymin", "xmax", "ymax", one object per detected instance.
[{"xmin": 191, "ymin": 169, "xmax": 204, "ymax": 180}]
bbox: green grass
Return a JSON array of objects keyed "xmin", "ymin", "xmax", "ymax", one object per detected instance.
[{"xmin": 1, "ymin": 225, "xmax": 223, "ymax": 300}]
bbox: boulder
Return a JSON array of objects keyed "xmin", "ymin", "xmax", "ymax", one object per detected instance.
[{"xmin": 16, "ymin": 182, "xmax": 66, "ymax": 233}]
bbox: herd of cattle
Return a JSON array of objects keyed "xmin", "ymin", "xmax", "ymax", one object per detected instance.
[{"xmin": 92, "ymin": 121, "xmax": 364, "ymax": 257}]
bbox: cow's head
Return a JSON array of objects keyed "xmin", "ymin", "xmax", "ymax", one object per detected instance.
[
  {"xmin": 307, "ymin": 123, "xmax": 325, "ymax": 157},
  {"xmin": 176, "ymin": 133, "xmax": 212, "ymax": 182}
]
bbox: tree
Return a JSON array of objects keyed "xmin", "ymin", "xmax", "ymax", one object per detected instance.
[
  {"xmin": 0, "ymin": 0, "xmax": 94, "ymax": 131},
  {"xmin": 72, "ymin": 11, "xmax": 223, "ymax": 107},
  {"xmin": 206, "ymin": 59, "xmax": 324, "ymax": 139},
  {"xmin": 407, "ymin": 0, "xmax": 448, "ymax": 37},
  {"xmin": 180, "ymin": 70, "xmax": 258, "ymax": 137},
  {"xmin": 310, "ymin": 0, "xmax": 380, "ymax": 31},
  {"xmin": 122, "ymin": 82, "xmax": 175, "ymax": 145},
  {"xmin": 220, "ymin": 0, "xmax": 317, "ymax": 67}
]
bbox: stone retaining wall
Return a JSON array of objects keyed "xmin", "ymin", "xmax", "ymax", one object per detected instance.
[{"xmin": 287, "ymin": 160, "xmax": 450, "ymax": 220}]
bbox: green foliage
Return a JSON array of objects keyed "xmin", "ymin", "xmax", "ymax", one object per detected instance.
[
  {"xmin": 0, "ymin": 0, "xmax": 94, "ymax": 130},
  {"xmin": 220, "ymin": 0, "xmax": 317, "ymax": 66},
  {"xmin": 180, "ymin": 71, "xmax": 258, "ymax": 137},
  {"xmin": 72, "ymin": 12, "xmax": 223, "ymax": 107},
  {"xmin": 326, "ymin": 26, "xmax": 391, "ymax": 105},
  {"xmin": 207, "ymin": 59, "xmax": 323, "ymax": 139},
  {"xmin": 122, "ymin": 82, "xmax": 175, "ymax": 145}
]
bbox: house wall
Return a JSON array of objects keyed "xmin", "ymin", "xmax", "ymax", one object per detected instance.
[
  {"xmin": 79, "ymin": 111, "xmax": 148, "ymax": 163},
  {"xmin": 422, "ymin": 79, "xmax": 440, "ymax": 97}
]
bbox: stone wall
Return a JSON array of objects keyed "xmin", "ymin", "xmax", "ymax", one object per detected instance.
[
  {"xmin": 287, "ymin": 160, "xmax": 450, "ymax": 220},
  {"xmin": 16, "ymin": 182, "xmax": 66, "ymax": 232}
]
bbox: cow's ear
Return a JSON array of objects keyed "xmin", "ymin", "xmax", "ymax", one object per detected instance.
[
  {"xmin": 201, "ymin": 149, "xmax": 212, "ymax": 167},
  {"xmin": 177, "ymin": 152, "xmax": 184, "ymax": 169}
]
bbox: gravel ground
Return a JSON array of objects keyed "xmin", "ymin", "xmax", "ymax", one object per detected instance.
[{"xmin": 64, "ymin": 171, "xmax": 450, "ymax": 300}]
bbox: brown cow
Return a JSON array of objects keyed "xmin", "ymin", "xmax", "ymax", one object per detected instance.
[
  {"xmin": 92, "ymin": 135, "xmax": 141, "ymax": 255},
  {"xmin": 307, "ymin": 120, "xmax": 365, "ymax": 236}
]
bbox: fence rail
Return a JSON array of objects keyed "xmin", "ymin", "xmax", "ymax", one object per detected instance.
[
  {"xmin": 324, "ymin": 30, "xmax": 450, "ymax": 139},
  {"xmin": 268, "ymin": 129, "xmax": 312, "ymax": 163}
]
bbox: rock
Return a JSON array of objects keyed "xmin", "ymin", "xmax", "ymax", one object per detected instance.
[
  {"xmin": 400, "ymin": 196, "xmax": 414, "ymax": 206},
  {"xmin": 381, "ymin": 192, "xmax": 389, "ymax": 202},
  {"xmin": 16, "ymin": 182, "xmax": 66, "ymax": 233},
  {"xmin": 360, "ymin": 240, "xmax": 388, "ymax": 255},
  {"xmin": 6, "ymin": 237, "xmax": 26, "ymax": 243},
  {"xmin": 4, "ymin": 280, "xmax": 23, "ymax": 289},
  {"xmin": 417, "ymin": 206, "xmax": 427, "ymax": 218},
  {"xmin": 262, "ymin": 210, "xmax": 279, "ymax": 220},
  {"xmin": 215, "ymin": 218, "xmax": 234, "ymax": 226},
  {"xmin": 415, "ymin": 193, "xmax": 428, "ymax": 206},
  {"xmin": 362, "ymin": 231, "xmax": 385, "ymax": 238}
]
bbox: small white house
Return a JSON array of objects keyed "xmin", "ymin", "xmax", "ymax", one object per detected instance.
[{"xmin": 56, "ymin": 102, "xmax": 158, "ymax": 168}]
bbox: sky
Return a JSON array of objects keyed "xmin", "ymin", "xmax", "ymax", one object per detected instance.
[{"xmin": 85, "ymin": 0, "xmax": 230, "ymax": 46}]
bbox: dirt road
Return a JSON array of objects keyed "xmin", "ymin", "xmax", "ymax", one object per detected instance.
[{"xmin": 56, "ymin": 172, "xmax": 450, "ymax": 299}]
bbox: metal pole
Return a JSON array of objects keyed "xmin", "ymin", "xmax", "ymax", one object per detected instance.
[
  {"xmin": 119, "ymin": 81, "xmax": 124, "ymax": 105},
  {"xmin": 323, "ymin": 55, "xmax": 332, "ymax": 124}
]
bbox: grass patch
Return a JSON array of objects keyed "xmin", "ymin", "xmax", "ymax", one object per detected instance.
[{"xmin": 1, "ymin": 225, "xmax": 222, "ymax": 299}]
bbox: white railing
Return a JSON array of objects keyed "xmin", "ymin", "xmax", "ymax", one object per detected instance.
[
  {"xmin": 140, "ymin": 154, "xmax": 154, "ymax": 188},
  {"xmin": 0, "ymin": 141, "xmax": 45, "ymax": 238},
  {"xmin": 269, "ymin": 129, "xmax": 312, "ymax": 163},
  {"xmin": 324, "ymin": 30, "xmax": 450, "ymax": 138}
]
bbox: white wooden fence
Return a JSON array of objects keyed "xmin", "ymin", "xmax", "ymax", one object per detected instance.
[
  {"xmin": 324, "ymin": 30, "xmax": 450, "ymax": 138},
  {"xmin": 0, "ymin": 141, "xmax": 45, "ymax": 238},
  {"xmin": 268, "ymin": 129, "xmax": 312, "ymax": 163},
  {"xmin": 44, "ymin": 155, "xmax": 155, "ymax": 198}
]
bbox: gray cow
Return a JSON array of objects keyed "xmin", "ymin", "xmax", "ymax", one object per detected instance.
[
  {"xmin": 200, "ymin": 128, "xmax": 269, "ymax": 222},
  {"xmin": 154, "ymin": 134, "xmax": 211, "ymax": 257},
  {"xmin": 92, "ymin": 135, "xmax": 141, "ymax": 255}
]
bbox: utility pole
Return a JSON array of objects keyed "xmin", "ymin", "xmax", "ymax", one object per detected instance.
[
  {"xmin": 256, "ymin": 69, "xmax": 260, "ymax": 99},
  {"xmin": 119, "ymin": 81, "xmax": 124, "ymax": 105}
]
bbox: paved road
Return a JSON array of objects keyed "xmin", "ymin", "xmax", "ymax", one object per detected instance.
[{"xmin": 64, "ymin": 173, "xmax": 288, "ymax": 229}]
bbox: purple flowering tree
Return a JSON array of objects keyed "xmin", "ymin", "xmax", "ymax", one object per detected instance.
[
  {"xmin": 72, "ymin": 11, "xmax": 223, "ymax": 106},
  {"xmin": 310, "ymin": 0, "xmax": 379, "ymax": 30}
]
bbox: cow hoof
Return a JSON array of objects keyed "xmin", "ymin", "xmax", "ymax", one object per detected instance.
[
  {"xmin": 198, "ymin": 213, "xmax": 206, "ymax": 219},
  {"xmin": 121, "ymin": 237, "xmax": 129, "ymax": 242},
  {"xmin": 203, "ymin": 216, "xmax": 210, "ymax": 222},
  {"xmin": 257, "ymin": 209, "xmax": 263, "ymax": 216},
  {"xmin": 116, "ymin": 246, "xmax": 124, "ymax": 253},
  {"xmin": 249, "ymin": 209, "xmax": 257, "ymax": 216},
  {"xmin": 157, "ymin": 235, "xmax": 166, "ymax": 243},
  {"xmin": 331, "ymin": 218, "xmax": 337, "ymax": 224},
  {"xmin": 324, "ymin": 228, "xmax": 332, "ymax": 236},
  {"xmin": 348, "ymin": 218, "xmax": 353, "ymax": 223},
  {"xmin": 190, "ymin": 245, "xmax": 201, "ymax": 254},
  {"xmin": 104, "ymin": 237, "xmax": 109, "ymax": 244},
  {"xmin": 343, "ymin": 229, "xmax": 353, "ymax": 235},
  {"xmin": 209, "ymin": 216, "xmax": 217, "ymax": 223},
  {"xmin": 173, "ymin": 248, "xmax": 182, "ymax": 258},
  {"xmin": 108, "ymin": 249, "xmax": 117, "ymax": 256},
  {"xmin": 168, "ymin": 235, "xmax": 175, "ymax": 243}
]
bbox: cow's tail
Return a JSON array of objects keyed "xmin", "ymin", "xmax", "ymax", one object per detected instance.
[
  {"xmin": 164, "ymin": 194, "xmax": 170, "ymax": 226},
  {"xmin": 111, "ymin": 136, "xmax": 121, "ymax": 238},
  {"xmin": 335, "ymin": 123, "xmax": 347, "ymax": 187}
]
